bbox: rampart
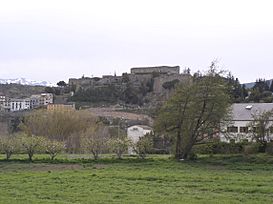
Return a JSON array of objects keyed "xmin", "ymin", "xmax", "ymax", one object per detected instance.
[{"xmin": 131, "ymin": 66, "xmax": 180, "ymax": 75}]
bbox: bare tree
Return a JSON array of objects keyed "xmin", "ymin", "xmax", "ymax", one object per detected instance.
[
  {"xmin": 0, "ymin": 135, "xmax": 19, "ymax": 160},
  {"xmin": 81, "ymin": 124, "xmax": 109, "ymax": 160},
  {"xmin": 133, "ymin": 134, "xmax": 153, "ymax": 159},
  {"xmin": 20, "ymin": 110, "xmax": 97, "ymax": 151},
  {"xmin": 20, "ymin": 133, "xmax": 45, "ymax": 162},
  {"xmin": 249, "ymin": 110, "xmax": 273, "ymax": 151},
  {"xmin": 43, "ymin": 139, "xmax": 66, "ymax": 160},
  {"xmin": 109, "ymin": 135, "xmax": 132, "ymax": 159}
]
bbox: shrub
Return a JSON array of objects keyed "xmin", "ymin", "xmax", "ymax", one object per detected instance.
[
  {"xmin": 192, "ymin": 143, "xmax": 213, "ymax": 154},
  {"xmin": 265, "ymin": 142, "xmax": 273, "ymax": 155},
  {"xmin": 109, "ymin": 137, "xmax": 132, "ymax": 159},
  {"xmin": 243, "ymin": 144, "xmax": 259, "ymax": 155},
  {"xmin": 20, "ymin": 134, "xmax": 45, "ymax": 161},
  {"xmin": 188, "ymin": 152, "xmax": 197, "ymax": 160},
  {"xmin": 81, "ymin": 124, "xmax": 109, "ymax": 160},
  {"xmin": 44, "ymin": 139, "xmax": 66, "ymax": 160},
  {"xmin": 0, "ymin": 135, "xmax": 19, "ymax": 160},
  {"xmin": 133, "ymin": 135, "xmax": 153, "ymax": 159},
  {"xmin": 192, "ymin": 141, "xmax": 244, "ymax": 155}
]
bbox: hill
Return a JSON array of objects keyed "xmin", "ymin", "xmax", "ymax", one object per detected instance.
[
  {"xmin": 69, "ymin": 66, "xmax": 191, "ymax": 108},
  {"xmin": 0, "ymin": 84, "xmax": 46, "ymax": 98}
]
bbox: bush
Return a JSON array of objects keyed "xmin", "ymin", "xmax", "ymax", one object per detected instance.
[
  {"xmin": 133, "ymin": 135, "xmax": 153, "ymax": 159},
  {"xmin": 20, "ymin": 134, "xmax": 45, "ymax": 161},
  {"xmin": 108, "ymin": 136, "xmax": 132, "ymax": 159},
  {"xmin": 243, "ymin": 144, "xmax": 259, "ymax": 155},
  {"xmin": 0, "ymin": 135, "xmax": 19, "ymax": 160},
  {"xmin": 188, "ymin": 152, "xmax": 197, "ymax": 160},
  {"xmin": 192, "ymin": 143, "xmax": 214, "ymax": 154},
  {"xmin": 192, "ymin": 141, "xmax": 244, "ymax": 155},
  {"xmin": 265, "ymin": 142, "xmax": 273, "ymax": 155},
  {"xmin": 44, "ymin": 139, "xmax": 66, "ymax": 160}
]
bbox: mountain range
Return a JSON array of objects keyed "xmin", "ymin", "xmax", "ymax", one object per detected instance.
[
  {"xmin": 0, "ymin": 78, "xmax": 55, "ymax": 87},
  {"xmin": 0, "ymin": 77, "xmax": 272, "ymax": 89}
]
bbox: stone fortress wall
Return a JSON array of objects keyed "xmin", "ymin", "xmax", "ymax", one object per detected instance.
[
  {"xmin": 131, "ymin": 66, "xmax": 180, "ymax": 75},
  {"xmin": 68, "ymin": 66, "xmax": 189, "ymax": 94}
]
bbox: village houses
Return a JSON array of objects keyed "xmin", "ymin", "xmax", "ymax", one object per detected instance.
[{"xmin": 0, "ymin": 93, "xmax": 53, "ymax": 112}]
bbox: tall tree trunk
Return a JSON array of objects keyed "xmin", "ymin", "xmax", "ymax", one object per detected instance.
[
  {"xmin": 181, "ymin": 136, "xmax": 196, "ymax": 160},
  {"xmin": 51, "ymin": 154, "xmax": 56, "ymax": 160},
  {"xmin": 175, "ymin": 129, "xmax": 182, "ymax": 160},
  {"xmin": 92, "ymin": 152, "xmax": 98, "ymax": 160},
  {"xmin": 28, "ymin": 153, "xmax": 33, "ymax": 162},
  {"xmin": 6, "ymin": 152, "xmax": 11, "ymax": 160}
]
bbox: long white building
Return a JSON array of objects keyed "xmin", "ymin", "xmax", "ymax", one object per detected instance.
[
  {"xmin": 220, "ymin": 103, "xmax": 273, "ymax": 142},
  {"xmin": 10, "ymin": 98, "xmax": 31, "ymax": 112},
  {"xmin": 0, "ymin": 93, "xmax": 53, "ymax": 112}
]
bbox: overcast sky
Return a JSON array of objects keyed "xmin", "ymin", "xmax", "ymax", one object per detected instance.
[{"xmin": 0, "ymin": 0, "xmax": 273, "ymax": 84}]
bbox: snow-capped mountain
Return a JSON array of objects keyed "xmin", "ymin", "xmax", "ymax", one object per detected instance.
[{"xmin": 0, "ymin": 78, "xmax": 55, "ymax": 87}]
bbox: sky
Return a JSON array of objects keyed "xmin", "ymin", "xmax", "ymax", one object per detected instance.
[{"xmin": 0, "ymin": 0, "xmax": 273, "ymax": 84}]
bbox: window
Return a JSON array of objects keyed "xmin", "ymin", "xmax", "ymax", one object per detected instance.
[
  {"xmin": 240, "ymin": 127, "xmax": 248, "ymax": 133},
  {"xmin": 227, "ymin": 126, "xmax": 238, "ymax": 133}
]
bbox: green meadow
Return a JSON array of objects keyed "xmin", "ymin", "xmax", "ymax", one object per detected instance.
[{"xmin": 0, "ymin": 154, "xmax": 273, "ymax": 204}]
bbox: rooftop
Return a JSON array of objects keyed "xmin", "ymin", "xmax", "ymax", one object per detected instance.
[
  {"xmin": 231, "ymin": 103, "xmax": 273, "ymax": 121},
  {"xmin": 129, "ymin": 125, "xmax": 153, "ymax": 131}
]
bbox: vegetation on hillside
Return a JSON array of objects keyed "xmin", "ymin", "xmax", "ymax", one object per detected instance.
[
  {"xmin": 69, "ymin": 80, "xmax": 153, "ymax": 106},
  {"xmin": 0, "ymin": 84, "xmax": 45, "ymax": 98}
]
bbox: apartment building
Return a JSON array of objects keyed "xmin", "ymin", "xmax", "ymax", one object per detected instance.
[
  {"xmin": 10, "ymin": 98, "xmax": 31, "ymax": 112},
  {"xmin": 0, "ymin": 93, "xmax": 54, "ymax": 112}
]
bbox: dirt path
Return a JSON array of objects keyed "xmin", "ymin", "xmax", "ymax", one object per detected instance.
[{"xmin": 88, "ymin": 107, "xmax": 153, "ymax": 124}]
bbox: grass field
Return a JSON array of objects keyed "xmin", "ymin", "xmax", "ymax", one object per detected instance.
[{"xmin": 0, "ymin": 154, "xmax": 273, "ymax": 204}]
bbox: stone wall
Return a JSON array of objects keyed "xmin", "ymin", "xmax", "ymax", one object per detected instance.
[
  {"xmin": 131, "ymin": 66, "xmax": 180, "ymax": 75},
  {"xmin": 68, "ymin": 66, "xmax": 191, "ymax": 106},
  {"xmin": 153, "ymin": 74, "xmax": 191, "ymax": 93},
  {"xmin": 69, "ymin": 66, "xmax": 182, "ymax": 90}
]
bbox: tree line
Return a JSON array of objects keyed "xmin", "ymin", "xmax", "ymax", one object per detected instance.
[
  {"xmin": 0, "ymin": 109, "xmax": 153, "ymax": 161},
  {"xmin": 3, "ymin": 62, "xmax": 272, "ymax": 162},
  {"xmin": 227, "ymin": 76, "xmax": 273, "ymax": 103},
  {"xmin": 155, "ymin": 62, "xmax": 273, "ymax": 160}
]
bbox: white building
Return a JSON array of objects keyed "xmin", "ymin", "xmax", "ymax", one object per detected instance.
[
  {"xmin": 220, "ymin": 103, "xmax": 273, "ymax": 142},
  {"xmin": 10, "ymin": 98, "xmax": 31, "ymax": 112},
  {"xmin": 0, "ymin": 95, "xmax": 6, "ymax": 111},
  {"xmin": 40, "ymin": 93, "xmax": 54, "ymax": 105},
  {"xmin": 0, "ymin": 95, "xmax": 5, "ymax": 105},
  {"xmin": 30, "ymin": 93, "xmax": 53, "ymax": 108},
  {"xmin": 0, "ymin": 93, "xmax": 54, "ymax": 112},
  {"xmin": 127, "ymin": 125, "xmax": 153, "ymax": 154}
]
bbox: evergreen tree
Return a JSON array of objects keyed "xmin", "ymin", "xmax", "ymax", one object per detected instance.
[{"xmin": 270, "ymin": 80, "xmax": 273, "ymax": 92}]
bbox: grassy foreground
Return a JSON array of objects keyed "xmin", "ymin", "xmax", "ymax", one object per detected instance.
[{"xmin": 0, "ymin": 154, "xmax": 273, "ymax": 204}]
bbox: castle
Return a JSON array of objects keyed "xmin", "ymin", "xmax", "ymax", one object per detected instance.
[
  {"xmin": 69, "ymin": 66, "xmax": 190, "ymax": 94},
  {"xmin": 130, "ymin": 66, "xmax": 180, "ymax": 75}
]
